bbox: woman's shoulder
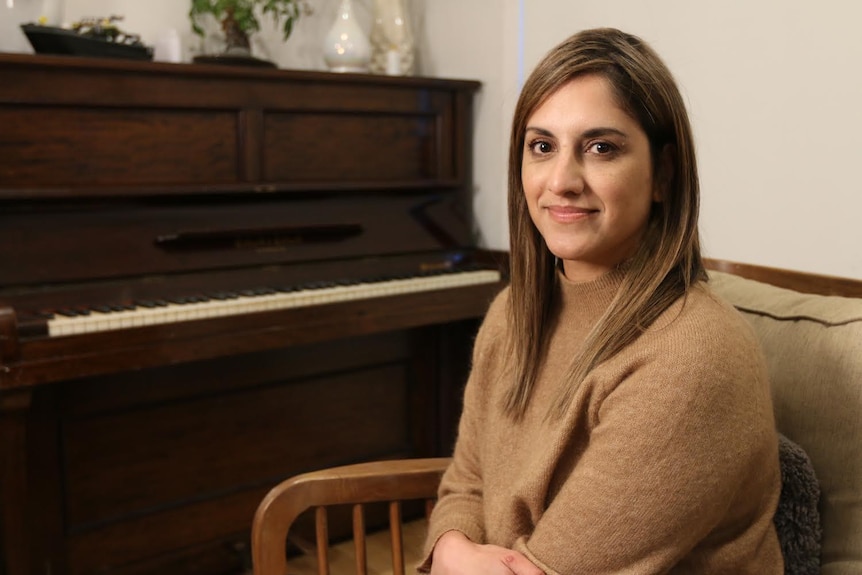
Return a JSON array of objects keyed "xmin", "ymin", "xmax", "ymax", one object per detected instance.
[
  {"xmin": 660, "ymin": 279, "xmax": 754, "ymax": 329},
  {"xmin": 606, "ymin": 281, "xmax": 771, "ymax": 410},
  {"xmin": 464, "ymin": 286, "xmax": 514, "ymax": 397},
  {"xmin": 648, "ymin": 280, "xmax": 764, "ymax": 362},
  {"xmin": 481, "ymin": 284, "xmax": 512, "ymax": 332},
  {"xmin": 467, "ymin": 285, "xmax": 511, "ymax": 357}
]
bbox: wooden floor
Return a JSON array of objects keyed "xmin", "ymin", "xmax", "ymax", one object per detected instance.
[{"xmin": 286, "ymin": 518, "xmax": 428, "ymax": 575}]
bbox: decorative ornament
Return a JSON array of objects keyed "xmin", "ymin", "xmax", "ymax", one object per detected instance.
[
  {"xmin": 369, "ymin": 0, "xmax": 414, "ymax": 75},
  {"xmin": 322, "ymin": 0, "xmax": 371, "ymax": 73}
]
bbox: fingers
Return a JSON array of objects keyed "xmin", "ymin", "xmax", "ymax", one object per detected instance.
[
  {"xmin": 500, "ymin": 550, "xmax": 546, "ymax": 575},
  {"xmin": 429, "ymin": 530, "xmax": 545, "ymax": 575}
]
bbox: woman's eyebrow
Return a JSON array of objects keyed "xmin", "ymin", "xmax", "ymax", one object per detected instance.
[
  {"xmin": 580, "ymin": 127, "xmax": 627, "ymax": 139},
  {"xmin": 524, "ymin": 126, "xmax": 554, "ymax": 137},
  {"xmin": 524, "ymin": 126, "xmax": 628, "ymax": 139}
]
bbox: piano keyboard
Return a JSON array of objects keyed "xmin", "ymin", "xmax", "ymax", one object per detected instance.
[{"xmin": 47, "ymin": 268, "xmax": 502, "ymax": 337}]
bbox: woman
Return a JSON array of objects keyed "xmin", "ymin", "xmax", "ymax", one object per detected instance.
[{"xmin": 420, "ymin": 28, "xmax": 783, "ymax": 574}]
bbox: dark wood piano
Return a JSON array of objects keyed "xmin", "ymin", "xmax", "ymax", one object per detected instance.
[{"xmin": 0, "ymin": 54, "xmax": 505, "ymax": 575}]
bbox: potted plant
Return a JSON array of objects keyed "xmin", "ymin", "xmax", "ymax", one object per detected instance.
[{"xmin": 190, "ymin": 0, "xmax": 311, "ymax": 61}]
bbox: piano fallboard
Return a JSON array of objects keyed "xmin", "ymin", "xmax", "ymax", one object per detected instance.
[{"xmin": 0, "ymin": 193, "xmax": 474, "ymax": 287}]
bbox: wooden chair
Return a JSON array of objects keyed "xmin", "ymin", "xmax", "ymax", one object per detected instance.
[{"xmin": 251, "ymin": 457, "xmax": 451, "ymax": 575}]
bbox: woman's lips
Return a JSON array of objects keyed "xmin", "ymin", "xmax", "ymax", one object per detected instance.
[{"xmin": 546, "ymin": 205, "xmax": 598, "ymax": 223}]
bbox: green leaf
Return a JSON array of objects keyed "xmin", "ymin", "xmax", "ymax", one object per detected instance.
[{"xmin": 189, "ymin": 0, "xmax": 305, "ymax": 42}]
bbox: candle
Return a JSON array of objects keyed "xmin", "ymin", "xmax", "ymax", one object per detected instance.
[{"xmin": 385, "ymin": 48, "xmax": 401, "ymax": 75}]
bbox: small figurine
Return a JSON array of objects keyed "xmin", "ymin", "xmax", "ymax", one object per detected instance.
[{"xmin": 68, "ymin": 15, "xmax": 146, "ymax": 47}]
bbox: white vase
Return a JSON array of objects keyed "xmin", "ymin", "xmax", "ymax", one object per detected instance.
[
  {"xmin": 323, "ymin": 0, "xmax": 371, "ymax": 73},
  {"xmin": 370, "ymin": 0, "xmax": 414, "ymax": 75}
]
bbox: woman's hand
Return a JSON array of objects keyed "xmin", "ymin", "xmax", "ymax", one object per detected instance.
[{"xmin": 430, "ymin": 530, "xmax": 545, "ymax": 575}]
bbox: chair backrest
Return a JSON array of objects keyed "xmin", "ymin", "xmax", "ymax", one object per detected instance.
[
  {"xmin": 705, "ymin": 259, "xmax": 862, "ymax": 575},
  {"xmin": 251, "ymin": 457, "xmax": 450, "ymax": 575}
]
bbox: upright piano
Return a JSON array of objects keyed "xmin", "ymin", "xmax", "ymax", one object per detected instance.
[{"xmin": 0, "ymin": 54, "xmax": 505, "ymax": 575}]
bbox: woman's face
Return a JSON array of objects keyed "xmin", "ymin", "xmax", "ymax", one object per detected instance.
[{"xmin": 521, "ymin": 74, "xmax": 660, "ymax": 282}]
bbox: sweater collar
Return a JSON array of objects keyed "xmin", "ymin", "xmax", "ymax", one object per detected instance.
[{"xmin": 555, "ymin": 264, "xmax": 626, "ymax": 319}]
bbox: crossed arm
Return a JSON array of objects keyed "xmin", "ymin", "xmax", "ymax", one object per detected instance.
[{"xmin": 424, "ymin": 344, "xmax": 776, "ymax": 574}]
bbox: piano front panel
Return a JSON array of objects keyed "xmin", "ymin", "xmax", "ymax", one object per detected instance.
[
  {"xmin": 59, "ymin": 331, "xmax": 422, "ymax": 572},
  {"xmin": 0, "ymin": 56, "xmax": 477, "ymax": 200},
  {"xmin": 0, "ymin": 107, "xmax": 239, "ymax": 189},
  {"xmin": 264, "ymin": 110, "xmax": 438, "ymax": 182}
]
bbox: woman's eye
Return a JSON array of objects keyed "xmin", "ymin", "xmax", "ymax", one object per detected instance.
[
  {"xmin": 528, "ymin": 140, "xmax": 553, "ymax": 154},
  {"xmin": 589, "ymin": 142, "xmax": 616, "ymax": 155}
]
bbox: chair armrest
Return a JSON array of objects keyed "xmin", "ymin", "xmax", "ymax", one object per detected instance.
[{"xmin": 252, "ymin": 457, "xmax": 451, "ymax": 575}]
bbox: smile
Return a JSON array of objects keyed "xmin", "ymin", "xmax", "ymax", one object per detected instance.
[{"xmin": 546, "ymin": 205, "xmax": 599, "ymax": 223}]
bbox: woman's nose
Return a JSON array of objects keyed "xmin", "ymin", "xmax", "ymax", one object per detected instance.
[{"xmin": 546, "ymin": 152, "xmax": 584, "ymax": 195}]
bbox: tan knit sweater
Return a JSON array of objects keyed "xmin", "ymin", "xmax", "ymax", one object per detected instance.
[{"xmin": 420, "ymin": 268, "xmax": 783, "ymax": 574}]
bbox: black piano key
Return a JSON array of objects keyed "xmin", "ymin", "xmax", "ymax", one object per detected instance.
[
  {"xmin": 135, "ymin": 299, "xmax": 170, "ymax": 308},
  {"xmin": 57, "ymin": 309, "xmax": 84, "ymax": 317},
  {"xmin": 206, "ymin": 292, "xmax": 234, "ymax": 301},
  {"xmin": 167, "ymin": 296, "xmax": 193, "ymax": 304}
]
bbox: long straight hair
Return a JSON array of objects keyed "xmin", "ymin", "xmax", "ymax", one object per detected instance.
[{"xmin": 504, "ymin": 28, "xmax": 706, "ymax": 419}]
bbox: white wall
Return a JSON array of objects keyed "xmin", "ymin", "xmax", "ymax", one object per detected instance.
[
  {"xmin": 22, "ymin": 0, "xmax": 862, "ymax": 278},
  {"xmin": 521, "ymin": 1, "xmax": 862, "ymax": 278}
]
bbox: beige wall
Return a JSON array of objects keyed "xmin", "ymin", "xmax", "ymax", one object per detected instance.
[{"xmin": 53, "ymin": 1, "xmax": 862, "ymax": 277}]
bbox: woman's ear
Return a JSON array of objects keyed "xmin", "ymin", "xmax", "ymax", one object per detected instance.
[{"xmin": 653, "ymin": 144, "xmax": 674, "ymax": 202}]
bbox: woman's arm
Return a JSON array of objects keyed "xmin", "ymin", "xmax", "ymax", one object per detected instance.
[
  {"xmin": 430, "ymin": 531, "xmax": 544, "ymax": 575},
  {"xmin": 517, "ymin": 317, "xmax": 780, "ymax": 574},
  {"xmin": 420, "ymin": 291, "xmax": 538, "ymax": 572}
]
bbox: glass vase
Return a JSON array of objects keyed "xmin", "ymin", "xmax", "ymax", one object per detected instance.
[
  {"xmin": 369, "ymin": 0, "xmax": 414, "ymax": 75},
  {"xmin": 322, "ymin": 0, "xmax": 371, "ymax": 73}
]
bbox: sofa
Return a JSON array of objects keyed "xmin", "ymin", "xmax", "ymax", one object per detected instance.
[{"xmin": 706, "ymin": 259, "xmax": 862, "ymax": 575}]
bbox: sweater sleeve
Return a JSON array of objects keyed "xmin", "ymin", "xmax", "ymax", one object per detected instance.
[
  {"xmin": 416, "ymin": 290, "xmax": 509, "ymax": 572},
  {"xmin": 514, "ymin": 308, "xmax": 780, "ymax": 574}
]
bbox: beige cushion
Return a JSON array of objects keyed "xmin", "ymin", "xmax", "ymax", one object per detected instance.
[{"xmin": 708, "ymin": 271, "xmax": 862, "ymax": 575}]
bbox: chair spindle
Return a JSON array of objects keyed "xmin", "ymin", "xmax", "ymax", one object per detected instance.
[
  {"xmin": 352, "ymin": 503, "xmax": 368, "ymax": 575},
  {"xmin": 315, "ymin": 506, "xmax": 330, "ymax": 575}
]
